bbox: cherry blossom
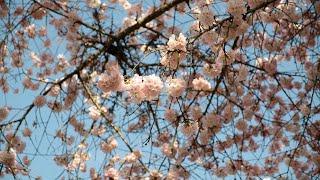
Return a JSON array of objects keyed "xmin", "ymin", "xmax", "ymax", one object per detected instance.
[
  {"xmin": 97, "ymin": 61, "xmax": 125, "ymax": 93},
  {"xmin": 0, "ymin": 148, "xmax": 16, "ymax": 167},
  {"xmin": 192, "ymin": 77, "xmax": 211, "ymax": 91},
  {"xmin": 160, "ymin": 33, "xmax": 187, "ymax": 69},
  {"xmin": 142, "ymin": 74, "xmax": 163, "ymax": 101},
  {"xmin": 100, "ymin": 137, "xmax": 118, "ymax": 153},
  {"xmin": 126, "ymin": 74, "xmax": 163, "ymax": 102},
  {"xmin": 0, "ymin": 0, "xmax": 319, "ymax": 179},
  {"xmin": 33, "ymin": 95, "xmax": 46, "ymax": 107},
  {"xmin": 104, "ymin": 167, "xmax": 120, "ymax": 180},
  {"xmin": 166, "ymin": 78, "xmax": 186, "ymax": 97},
  {"xmin": 0, "ymin": 106, "xmax": 9, "ymax": 121},
  {"xmin": 87, "ymin": 0, "xmax": 101, "ymax": 8}
]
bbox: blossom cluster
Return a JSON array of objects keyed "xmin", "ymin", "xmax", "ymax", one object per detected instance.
[
  {"xmin": 0, "ymin": 106, "xmax": 9, "ymax": 121},
  {"xmin": 0, "ymin": 148, "xmax": 16, "ymax": 168},
  {"xmin": 0, "ymin": 0, "xmax": 319, "ymax": 179},
  {"xmin": 97, "ymin": 61, "xmax": 125, "ymax": 93},
  {"xmin": 100, "ymin": 137, "xmax": 118, "ymax": 153},
  {"xmin": 166, "ymin": 78, "xmax": 187, "ymax": 97},
  {"xmin": 160, "ymin": 33, "xmax": 187, "ymax": 69},
  {"xmin": 126, "ymin": 74, "xmax": 163, "ymax": 102},
  {"xmin": 192, "ymin": 77, "xmax": 211, "ymax": 91}
]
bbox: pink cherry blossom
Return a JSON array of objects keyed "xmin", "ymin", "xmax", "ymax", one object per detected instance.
[
  {"xmin": 160, "ymin": 33, "xmax": 187, "ymax": 69},
  {"xmin": 86, "ymin": 0, "xmax": 101, "ymax": 8},
  {"xmin": 97, "ymin": 61, "xmax": 125, "ymax": 93},
  {"xmin": 126, "ymin": 74, "xmax": 163, "ymax": 102},
  {"xmin": 104, "ymin": 167, "xmax": 119, "ymax": 179},
  {"xmin": 0, "ymin": 0, "xmax": 319, "ymax": 178},
  {"xmin": 124, "ymin": 150, "xmax": 141, "ymax": 163},
  {"xmin": 0, "ymin": 106, "xmax": 9, "ymax": 121},
  {"xmin": 192, "ymin": 77, "xmax": 211, "ymax": 91},
  {"xmin": 100, "ymin": 137, "xmax": 118, "ymax": 153},
  {"xmin": 33, "ymin": 95, "xmax": 46, "ymax": 107},
  {"xmin": 142, "ymin": 74, "xmax": 163, "ymax": 101},
  {"xmin": 166, "ymin": 78, "xmax": 186, "ymax": 97},
  {"xmin": 22, "ymin": 128, "xmax": 32, "ymax": 137},
  {"xmin": 0, "ymin": 149, "xmax": 16, "ymax": 167}
]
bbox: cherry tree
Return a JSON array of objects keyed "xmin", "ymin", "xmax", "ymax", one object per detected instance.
[{"xmin": 0, "ymin": 0, "xmax": 319, "ymax": 179}]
